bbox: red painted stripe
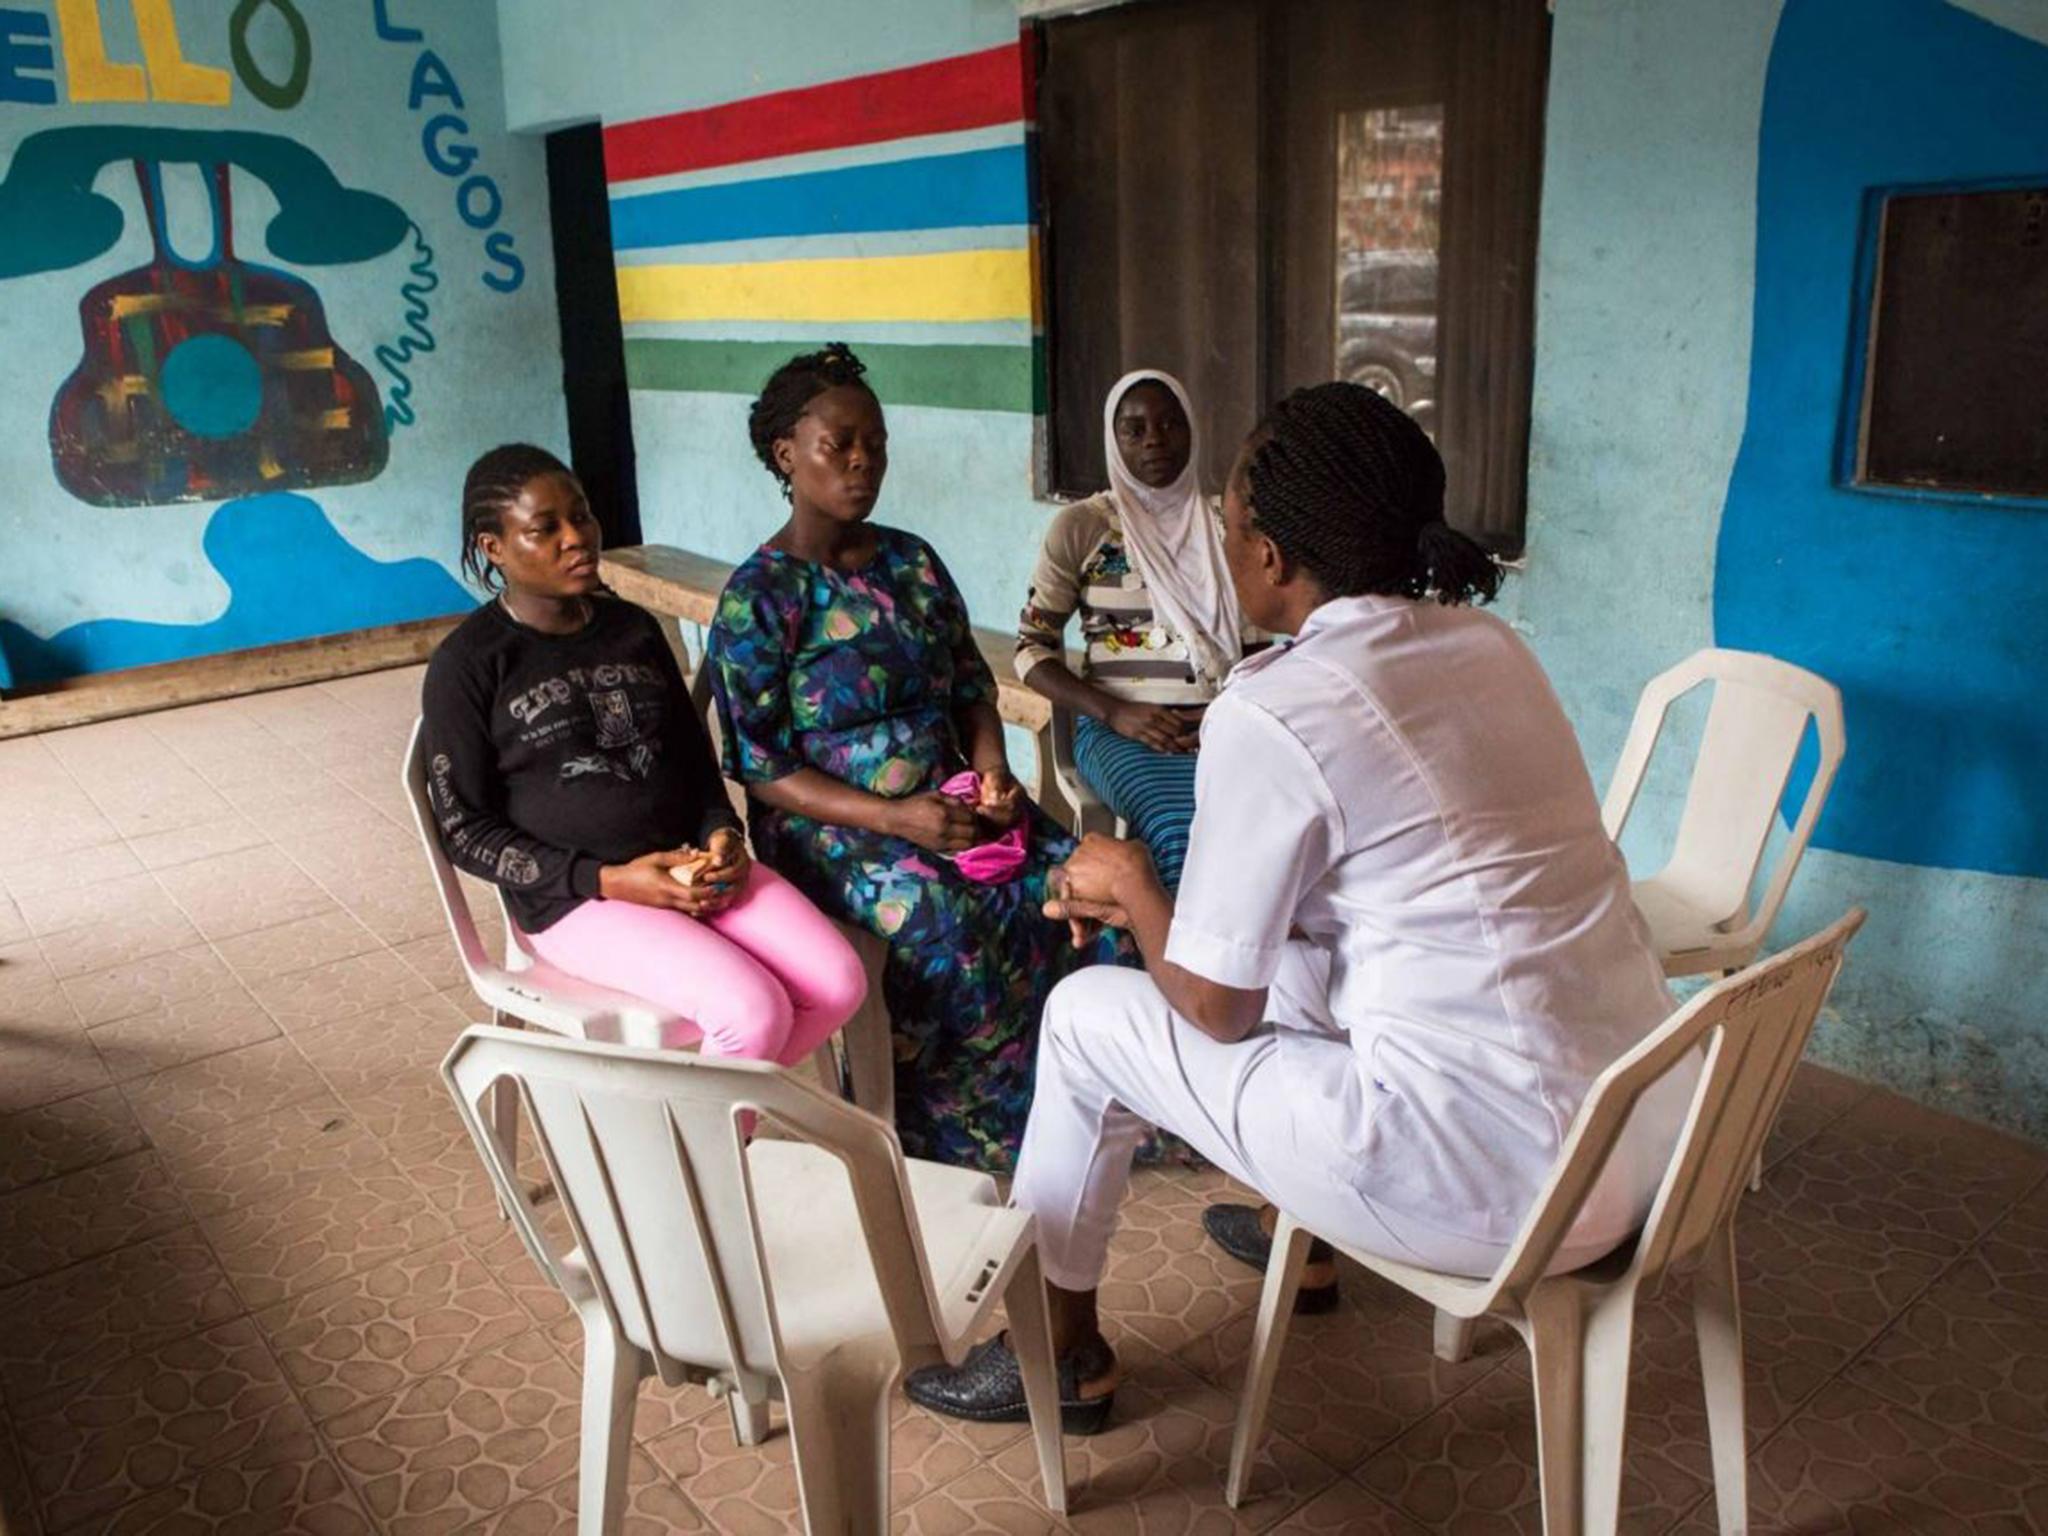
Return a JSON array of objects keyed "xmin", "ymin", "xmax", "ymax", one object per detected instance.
[{"xmin": 603, "ymin": 41, "xmax": 1026, "ymax": 183}]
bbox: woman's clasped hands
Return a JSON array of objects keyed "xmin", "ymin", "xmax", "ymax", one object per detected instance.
[
  {"xmin": 1105, "ymin": 701, "xmax": 1203, "ymax": 754},
  {"xmin": 1045, "ymin": 832, "xmax": 1151, "ymax": 947},
  {"xmin": 598, "ymin": 826, "xmax": 752, "ymax": 915},
  {"xmin": 887, "ymin": 766, "xmax": 1026, "ymax": 854}
]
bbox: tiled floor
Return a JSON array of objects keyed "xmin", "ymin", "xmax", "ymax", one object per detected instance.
[{"xmin": 0, "ymin": 667, "xmax": 2045, "ymax": 1534}]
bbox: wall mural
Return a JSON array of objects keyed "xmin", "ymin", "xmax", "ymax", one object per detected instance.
[
  {"xmin": 0, "ymin": 0, "xmax": 556, "ymax": 685},
  {"xmin": 1715, "ymin": 0, "xmax": 2048, "ymax": 879},
  {"xmin": 0, "ymin": 127, "xmax": 404, "ymax": 504}
]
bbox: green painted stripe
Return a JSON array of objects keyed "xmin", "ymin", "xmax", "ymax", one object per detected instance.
[{"xmin": 624, "ymin": 337, "xmax": 1041, "ymax": 415}]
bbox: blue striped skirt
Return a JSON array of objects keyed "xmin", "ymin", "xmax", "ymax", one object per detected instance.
[{"xmin": 1071, "ymin": 714, "xmax": 1199, "ymax": 893}]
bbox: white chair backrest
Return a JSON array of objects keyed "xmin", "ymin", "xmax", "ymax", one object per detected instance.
[
  {"xmin": 441, "ymin": 1025, "xmax": 946, "ymax": 1382},
  {"xmin": 1602, "ymin": 649, "xmax": 1845, "ymax": 936},
  {"xmin": 1479, "ymin": 909, "xmax": 1863, "ymax": 1310},
  {"xmin": 402, "ymin": 718, "xmax": 501, "ymax": 989}
]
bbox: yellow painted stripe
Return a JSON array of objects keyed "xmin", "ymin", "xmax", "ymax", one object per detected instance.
[
  {"xmin": 110, "ymin": 293, "xmax": 184, "ymax": 319},
  {"xmin": 616, "ymin": 248, "xmax": 1031, "ymax": 324}
]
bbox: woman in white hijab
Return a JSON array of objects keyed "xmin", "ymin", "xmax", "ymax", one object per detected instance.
[{"xmin": 1015, "ymin": 371, "xmax": 1257, "ymax": 890}]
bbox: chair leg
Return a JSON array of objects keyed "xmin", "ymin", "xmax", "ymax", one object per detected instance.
[
  {"xmin": 578, "ymin": 1324, "xmax": 647, "ymax": 1536},
  {"xmin": 1435, "ymin": 1308, "xmax": 1477, "ymax": 1363},
  {"xmin": 1694, "ymin": 1225, "xmax": 1749, "ymax": 1535},
  {"xmin": 727, "ymin": 1373, "xmax": 773, "ymax": 1447},
  {"xmin": 486, "ymin": 1012, "xmax": 522, "ymax": 1222},
  {"xmin": 837, "ymin": 931, "xmax": 896, "ymax": 1123},
  {"xmin": 783, "ymin": 1357, "xmax": 893, "ymax": 1535},
  {"xmin": 1226, "ymin": 1213, "xmax": 1314, "ymax": 1509},
  {"xmin": 1000, "ymin": 1245, "xmax": 1068, "ymax": 1516},
  {"xmin": 1524, "ymin": 1280, "xmax": 1635, "ymax": 1536}
]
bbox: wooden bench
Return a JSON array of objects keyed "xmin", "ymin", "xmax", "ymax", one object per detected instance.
[{"xmin": 599, "ymin": 543, "xmax": 1077, "ymax": 827}]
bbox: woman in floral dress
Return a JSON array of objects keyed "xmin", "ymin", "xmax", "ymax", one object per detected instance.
[{"xmin": 707, "ymin": 345, "xmax": 1122, "ymax": 1170}]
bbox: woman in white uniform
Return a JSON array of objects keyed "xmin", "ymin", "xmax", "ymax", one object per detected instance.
[{"xmin": 905, "ymin": 382, "xmax": 1687, "ymax": 1433}]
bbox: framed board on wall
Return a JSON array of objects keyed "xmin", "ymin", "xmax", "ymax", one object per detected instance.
[{"xmin": 1852, "ymin": 184, "xmax": 2048, "ymax": 501}]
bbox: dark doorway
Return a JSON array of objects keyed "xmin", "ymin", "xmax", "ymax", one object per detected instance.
[{"xmin": 546, "ymin": 123, "xmax": 641, "ymax": 548}]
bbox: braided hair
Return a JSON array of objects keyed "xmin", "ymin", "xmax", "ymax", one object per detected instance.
[
  {"xmin": 747, "ymin": 343, "xmax": 874, "ymax": 499},
  {"xmin": 1236, "ymin": 383, "xmax": 1500, "ymax": 605},
  {"xmin": 460, "ymin": 443, "xmax": 574, "ymax": 590}
]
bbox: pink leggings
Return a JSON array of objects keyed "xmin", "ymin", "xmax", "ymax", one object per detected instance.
[{"xmin": 525, "ymin": 865, "xmax": 867, "ymax": 1068}]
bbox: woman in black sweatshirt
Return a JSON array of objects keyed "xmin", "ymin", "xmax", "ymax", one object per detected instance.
[{"xmin": 419, "ymin": 444, "xmax": 867, "ymax": 1064}]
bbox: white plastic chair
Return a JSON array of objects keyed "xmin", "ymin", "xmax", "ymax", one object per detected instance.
[
  {"xmin": 441, "ymin": 1024, "xmax": 1069, "ymax": 1534},
  {"xmin": 403, "ymin": 719, "xmax": 700, "ymax": 1051},
  {"xmin": 1049, "ymin": 704, "xmax": 1122, "ymax": 839},
  {"xmin": 401, "ymin": 720, "xmax": 892, "ymax": 1167},
  {"xmin": 1227, "ymin": 908, "xmax": 1863, "ymax": 1536},
  {"xmin": 1602, "ymin": 649, "xmax": 1845, "ymax": 979}
]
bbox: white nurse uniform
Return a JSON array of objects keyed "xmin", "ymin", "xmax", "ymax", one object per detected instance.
[{"xmin": 1011, "ymin": 592, "xmax": 1694, "ymax": 1287}]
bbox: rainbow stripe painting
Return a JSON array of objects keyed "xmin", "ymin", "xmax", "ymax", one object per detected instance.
[{"xmin": 602, "ymin": 41, "xmax": 1041, "ymax": 415}]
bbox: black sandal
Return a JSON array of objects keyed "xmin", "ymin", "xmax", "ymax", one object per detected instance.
[
  {"xmin": 1202, "ymin": 1203, "xmax": 1341, "ymax": 1314},
  {"xmin": 902, "ymin": 1331, "xmax": 1117, "ymax": 1436}
]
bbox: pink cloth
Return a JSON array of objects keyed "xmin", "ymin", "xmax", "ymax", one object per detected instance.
[
  {"xmin": 525, "ymin": 864, "xmax": 867, "ymax": 1067},
  {"xmin": 938, "ymin": 770, "xmax": 1029, "ymax": 884}
]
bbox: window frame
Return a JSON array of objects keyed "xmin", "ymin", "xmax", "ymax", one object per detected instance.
[
  {"xmin": 1023, "ymin": 0, "xmax": 1547, "ymax": 556},
  {"xmin": 1838, "ymin": 175, "xmax": 2048, "ymax": 510}
]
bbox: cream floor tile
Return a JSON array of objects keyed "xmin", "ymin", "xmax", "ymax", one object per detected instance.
[
  {"xmin": 123, "ymin": 814, "xmax": 268, "ymax": 873},
  {"xmin": 1712, "ymin": 1381, "xmax": 2048, "ymax": 1535},
  {"xmin": 322, "ymin": 1331, "xmax": 583, "ymax": 1536},
  {"xmin": 37, "ymin": 905, "xmax": 205, "ymax": 983},
  {"xmin": 87, "ymin": 984, "xmax": 281, "ymax": 1083},
  {"xmin": 88, "ymin": 1446, "xmax": 373, "ymax": 1535},
  {"xmin": 0, "ymin": 1224, "xmax": 241, "ymax": 1407},
  {"xmin": 152, "ymin": 846, "xmax": 337, "ymax": 942},
  {"xmin": 0, "ymin": 941, "xmax": 61, "ymax": 1001},
  {"xmin": 13, "ymin": 1317, "xmax": 315, "ymax": 1533},
  {"xmin": 0, "ymin": 808, "xmax": 125, "ymax": 869},
  {"xmin": 0, "ymin": 1417, "xmax": 41, "ymax": 1536},
  {"xmin": 0, "ymin": 1148, "xmax": 189, "ymax": 1287},
  {"xmin": 0, "ymin": 984, "xmax": 111, "ymax": 1114},
  {"xmin": 481, "ymin": 1448, "xmax": 709, "ymax": 1536},
  {"xmin": 1357, "ymin": 1359, "xmax": 1709, "ymax": 1536},
  {"xmin": 99, "ymin": 787, "xmax": 237, "ymax": 841},
  {"xmin": 254, "ymin": 1236, "xmax": 532, "ymax": 1425},
  {"xmin": 891, "ymin": 1465, "xmax": 1065, "ymax": 1536},
  {"xmin": 0, "ymin": 841, "xmax": 143, "ymax": 903},
  {"xmin": 120, "ymin": 1037, "xmax": 333, "ymax": 1148},
  {"xmin": 16, "ymin": 871, "xmax": 177, "ymax": 939},
  {"xmin": 390, "ymin": 934, "xmax": 465, "ymax": 992},
  {"xmin": 244, "ymin": 947, "xmax": 435, "ymax": 1034},
  {"xmin": 212, "ymin": 910, "xmax": 382, "ymax": 984},
  {"xmin": 175, "ymin": 741, "xmax": 318, "ymax": 793},
  {"xmin": 59, "ymin": 944, "xmax": 240, "ymax": 1028},
  {"xmin": 199, "ymin": 1158, "xmax": 454, "ymax": 1311},
  {"xmin": 0, "ymin": 1086, "xmax": 145, "ymax": 1195},
  {"xmin": 341, "ymin": 889, "xmax": 448, "ymax": 948},
  {"xmin": 149, "ymin": 1096, "xmax": 382, "ymax": 1220}
]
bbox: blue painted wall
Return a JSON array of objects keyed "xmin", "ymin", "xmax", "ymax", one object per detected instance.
[
  {"xmin": 1716, "ymin": 0, "xmax": 2048, "ymax": 880},
  {"xmin": 0, "ymin": 0, "xmax": 563, "ymax": 685},
  {"xmin": 1523, "ymin": 0, "xmax": 2048, "ymax": 1135}
]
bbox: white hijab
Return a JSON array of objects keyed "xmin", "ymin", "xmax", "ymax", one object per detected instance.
[{"xmin": 1103, "ymin": 370, "xmax": 1246, "ymax": 689}]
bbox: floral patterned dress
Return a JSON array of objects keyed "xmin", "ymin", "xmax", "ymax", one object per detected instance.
[{"xmin": 708, "ymin": 527, "xmax": 1123, "ymax": 1170}]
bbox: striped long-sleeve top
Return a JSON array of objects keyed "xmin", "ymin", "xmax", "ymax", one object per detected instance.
[{"xmin": 1015, "ymin": 493, "xmax": 1263, "ymax": 706}]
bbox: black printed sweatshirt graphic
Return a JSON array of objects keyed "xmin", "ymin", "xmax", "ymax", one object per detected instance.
[{"xmin": 419, "ymin": 595, "xmax": 740, "ymax": 934}]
